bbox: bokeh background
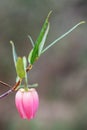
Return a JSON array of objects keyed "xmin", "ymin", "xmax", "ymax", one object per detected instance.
[{"xmin": 0, "ymin": 0, "xmax": 87, "ymax": 130}]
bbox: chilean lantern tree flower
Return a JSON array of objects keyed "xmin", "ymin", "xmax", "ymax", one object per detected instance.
[
  {"xmin": 0, "ymin": 11, "xmax": 85, "ymax": 120},
  {"xmin": 15, "ymin": 88, "xmax": 39, "ymax": 120}
]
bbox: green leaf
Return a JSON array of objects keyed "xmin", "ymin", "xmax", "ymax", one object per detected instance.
[
  {"xmin": 28, "ymin": 49, "xmax": 33, "ymax": 64},
  {"xmin": 10, "ymin": 41, "xmax": 18, "ymax": 67},
  {"xmin": 28, "ymin": 11, "xmax": 52, "ymax": 64},
  {"xmin": 28, "ymin": 35, "xmax": 34, "ymax": 47},
  {"xmin": 42, "ymin": 21, "xmax": 86, "ymax": 53},
  {"xmin": 23, "ymin": 56, "xmax": 27, "ymax": 70},
  {"xmin": 16, "ymin": 57, "xmax": 26, "ymax": 79},
  {"xmin": 38, "ymin": 22, "xmax": 50, "ymax": 55},
  {"xmin": 23, "ymin": 56, "xmax": 28, "ymax": 83},
  {"xmin": 16, "ymin": 76, "xmax": 20, "ymax": 82}
]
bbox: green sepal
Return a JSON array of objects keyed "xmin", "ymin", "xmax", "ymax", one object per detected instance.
[
  {"xmin": 28, "ymin": 11, "xmax": 52, "ymax": 64},
  {"xmin": 28, "ymin": 83, "xmax": 38, "ymax": 88},
  {"xmin": 19, "ymin": 83, "xmax": 38, "ymax": 89},
  {"xmin": 16, "ymin": 57, "xmax": 26, "ymax": 79}
]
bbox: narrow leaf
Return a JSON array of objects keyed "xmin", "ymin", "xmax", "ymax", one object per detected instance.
[
  {"xmin": 10, "ymin": 41, "xmax": 18, "ymax": 67},
  {"xmin": 28, "ymin": 11, "xmax": 52, "ymax": 64},
  {"xmin": 28, "ymin": 49, "xmax": 33, "ymax": 64},
  {"xmin": 42, "ymin": 21, "xmax": 86, "ymax": 53},
  {"xmin": 16, "ymin": 57, "xmax": 25, "ymax": 79},
  {"xmin": 38, "ymin": 22, "xmax": 50, "ymax": 55},
  {"xmin": 23, "ymin": 56, "xmax": 27, "ymax": 70},
  {"xmin": 28, "ymin": 35, "xmax": 34, "ymax": 47},
  {"xmin": 23, "ymin": 56, "xmax": 27, "ymax": 83}
]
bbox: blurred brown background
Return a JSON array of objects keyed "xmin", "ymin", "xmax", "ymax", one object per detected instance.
[{"xmin": 0, "ymin": 0, "xmax": 87, "ymax": 130}]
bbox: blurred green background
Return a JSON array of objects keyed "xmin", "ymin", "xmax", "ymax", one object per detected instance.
[{"xmin": 0, "ymin": 0, "xmax": 87, "ymax": 130}]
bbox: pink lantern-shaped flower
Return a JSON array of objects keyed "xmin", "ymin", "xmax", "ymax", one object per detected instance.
[{"xmin": 15, "ymin": 88, "xmax": 39, "ymax": 120}]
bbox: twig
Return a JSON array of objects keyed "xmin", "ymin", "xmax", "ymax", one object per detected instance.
[
  {"xmin": 0, "ymin": 81, "xmax": 11, "ymax": 88},
  {"xmin": 0, "ymin": 64, "xmax": 32, "ymax": 99}
]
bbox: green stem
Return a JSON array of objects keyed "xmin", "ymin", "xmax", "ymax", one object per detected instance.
[{"xmin": 42, "ymin": 21, "xmax": 85, "ymax": 53}]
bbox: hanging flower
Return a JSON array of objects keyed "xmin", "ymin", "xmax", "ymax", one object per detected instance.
[
  {"xmin": 0, "ymin": 12, "xmax": 85, "ymax": 122},
  {"xmin": 15, "ymin": 88, "xmax": 39, "ymax": 120}
]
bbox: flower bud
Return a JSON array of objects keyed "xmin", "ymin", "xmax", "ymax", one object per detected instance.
[{"xmin": 15, "ymin": 88, "xmax": 39, "ymax": 120}]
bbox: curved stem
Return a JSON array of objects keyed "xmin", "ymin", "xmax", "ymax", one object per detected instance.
[
  {"xmin": 0, "ymin": 64, "xmax": 32, "ymax": 99},
  {"xmin": 0, "ymin": 89, "xmax": 12, "ymax": 99}
]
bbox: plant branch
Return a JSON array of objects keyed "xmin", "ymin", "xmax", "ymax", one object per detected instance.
[
  {"xmin": 0, "ymin": 64, "xmax": 32, "ymax": 99},
  {"xmin": 0, "ymin": 81, "xmax": 11, "ymax": 88}
]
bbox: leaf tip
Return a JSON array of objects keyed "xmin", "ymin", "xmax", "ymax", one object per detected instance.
[
  {"xmin": 10, "ymin": 40, "xmax": 13, "ymax": 44},
  {"xmin": 47, "ymin": 10, "xmax": 52, "ymax": 20},
  {"xmin": 78, "ymin": 21, "xmax": 86, "ymax": 25}
]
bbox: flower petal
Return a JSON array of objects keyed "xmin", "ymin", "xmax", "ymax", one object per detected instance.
[
  {"xmin": 31, "ymin": 89, "xmax": 39, "ymax": 117},
  {"xmin": 15, "ymin": 88, "xmax": 39, "ymax": 120},
  {"xmin": 22, "ymin": 91, "xmax": 33, "ymax": 119},
  {"xmin": 15, "ymin": 90, "xmax": 27, "ymax": 119}
]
